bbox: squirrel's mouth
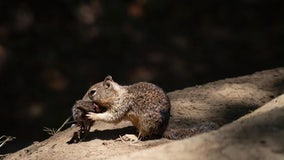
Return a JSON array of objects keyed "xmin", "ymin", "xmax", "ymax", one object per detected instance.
[
  {"xmin": 75, "ymin": 100, "xmax": 107, "ymax": 114},
  {"xmin": 92, "ymin": 102, "xmax": 107, "ymax": 113}
]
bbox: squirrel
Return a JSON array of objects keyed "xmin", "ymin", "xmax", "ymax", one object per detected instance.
[
  {"xmin": 86, "ymin": 75, "xmax": 171, "ymax": 139},
  {"xmin": 68, "ymin": 75, "xmax": 218, "ymax": 143}
]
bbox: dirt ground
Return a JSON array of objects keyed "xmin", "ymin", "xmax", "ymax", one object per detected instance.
[{"xmin": 3, "ymin": 67, "xmax": 284, "ymax": 160}]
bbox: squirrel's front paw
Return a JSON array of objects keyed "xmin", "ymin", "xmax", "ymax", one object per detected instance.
[{"xmin": 86, "ymin": 112, "xmax": 97, "ymax": 121}]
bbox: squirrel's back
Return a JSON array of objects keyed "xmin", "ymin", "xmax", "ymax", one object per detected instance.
[{"xmin": 125, "ymin": 82, "xmax": 171, "ymax": 137}]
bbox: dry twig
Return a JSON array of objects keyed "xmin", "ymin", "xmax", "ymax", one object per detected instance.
[{"xmin": 43, "ymin": 116, "xmax": 72, "ymax": 136}]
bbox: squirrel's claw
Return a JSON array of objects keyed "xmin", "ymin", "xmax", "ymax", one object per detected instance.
[{"xmin": 86, "ymin": 112, "xmax": 97, "ymax": 121}]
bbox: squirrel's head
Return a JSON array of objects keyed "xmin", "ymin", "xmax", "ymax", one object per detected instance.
[{"xmin": 87, "ymin": 75, "xmax": 124, "ymax": 108}]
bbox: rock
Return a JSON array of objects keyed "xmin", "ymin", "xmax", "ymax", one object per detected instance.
[
  {"xmin": 112, "ymin": 94, "xmax": 284, "ymax": 160},
  {"xmin": 4, "ymin": 67, "xmax": 284, "ymax": 160}
]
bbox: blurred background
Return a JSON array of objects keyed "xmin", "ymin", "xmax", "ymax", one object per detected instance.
[{"xmin": 0, "ymin": 0, "xmax": 283, "ymax": 154}]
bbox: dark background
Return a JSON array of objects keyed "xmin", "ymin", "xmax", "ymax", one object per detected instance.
[{"xmin": 0, "ymin": 0, "xmax": 283, "ymax": 154}]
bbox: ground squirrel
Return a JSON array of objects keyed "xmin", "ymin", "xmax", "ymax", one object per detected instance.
[
  {"xmin": 86, "ymin": 75, "xmax": 171, "ymax": 139},
  {"xmin": 68, "ymin": 76, "xmax": 218, "ymax": 143}
]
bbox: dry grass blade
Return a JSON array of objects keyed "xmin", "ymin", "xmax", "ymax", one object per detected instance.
[
  {"xmin": 0, "ymin": 135, "xmax": 16, "ymax": 148},
  {"xmin": 0, "ymin": 135, "xmax": 16, "ymax": 158},
  {"xmin": 43, "ymin": 116, "xmax": 72, "ymax": 136},
  {"xmin": 43, "ymin": 127, "xmax": 56, "ymax": 136}
]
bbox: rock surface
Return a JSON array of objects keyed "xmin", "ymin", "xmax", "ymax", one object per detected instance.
[
  {"xmin": 112, "ymin": 94, "xmax": 284, "ymax": 160},
  {"xmin": 4, "ymin": 67, "xmax": 284, "ymax": 160}
]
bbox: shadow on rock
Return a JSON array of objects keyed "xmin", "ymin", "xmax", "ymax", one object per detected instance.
[{"xmin": 83, "ymin": 126, "xmax": 137, "ymax": 141}]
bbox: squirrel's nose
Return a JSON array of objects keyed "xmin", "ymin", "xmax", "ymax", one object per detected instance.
[{"xmin": 89, "ymin": 89, "xmax": 96, "ymax": 98}]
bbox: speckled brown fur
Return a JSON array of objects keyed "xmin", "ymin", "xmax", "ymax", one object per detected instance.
[{"xmin": 86, "ymin": 76, "xmax": 171, "ymax": 138}]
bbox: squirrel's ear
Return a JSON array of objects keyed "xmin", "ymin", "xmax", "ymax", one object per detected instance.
[
  {"xmin": 104, "ymin": 75, "xmax": 113, "ymax": 82},
  {"xmin": 103, "ymin": 75, "xmax": 113, "ymax": 88}
]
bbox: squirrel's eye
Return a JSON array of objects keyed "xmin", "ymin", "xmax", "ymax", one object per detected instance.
[{"xmin": 89, "ymin": 89, "xmax": 96, "ymax": 96}]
